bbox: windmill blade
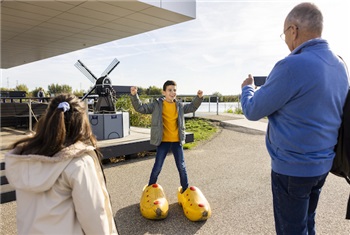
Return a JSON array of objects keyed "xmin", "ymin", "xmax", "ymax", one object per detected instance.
[
  {"xmin": 101, "ymin": 58, "xmax": 120, "ymax": 77},
  {"xmin": 81, "ymin": 85, "xmax": 96, "ymax": 101},
  {"xmin": 75, "ymin": 60, "xmax": 98, "ymax": 84}
]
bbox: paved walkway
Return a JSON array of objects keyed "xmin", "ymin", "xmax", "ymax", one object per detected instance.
[{"xmin": 1, "ymin": 113, "xmax": 349, "ymax": 234}]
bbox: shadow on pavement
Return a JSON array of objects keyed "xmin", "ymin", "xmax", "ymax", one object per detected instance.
[{"xmin": 115, "ymin": 203, "xmax": 206, "ymax": 235}]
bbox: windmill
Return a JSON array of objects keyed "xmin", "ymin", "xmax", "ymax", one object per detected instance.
[{"xmin": 75, "ymin": 58, "xmax": 120, "ymax": 113}]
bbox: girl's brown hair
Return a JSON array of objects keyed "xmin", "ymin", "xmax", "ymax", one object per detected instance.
[{"xmin": 12, "ymin": 93, "xmax": 99, "ymax": 157}]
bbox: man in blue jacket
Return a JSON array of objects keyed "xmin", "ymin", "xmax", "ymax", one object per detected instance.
[{"xmin": 241, "ymin": 3, "xmax": 349, "ymax": 235}]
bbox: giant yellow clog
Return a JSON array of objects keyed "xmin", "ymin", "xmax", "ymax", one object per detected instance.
[
  {"xmin": 140, "ymin": 184, "xmax": 169, "ymax": 220},
  {"xmin": 177, "ymin": 186, "xmax": 211, "ymax": 221}
]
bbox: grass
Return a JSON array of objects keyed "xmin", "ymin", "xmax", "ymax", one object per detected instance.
[{"xmin": 183, "ymin": 118, "xmax": 218, "ymax": 149}]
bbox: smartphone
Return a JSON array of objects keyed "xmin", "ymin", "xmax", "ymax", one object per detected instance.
[{"xmin": 254, "ymin": 76, "xmax": 267, "ymax": 86}]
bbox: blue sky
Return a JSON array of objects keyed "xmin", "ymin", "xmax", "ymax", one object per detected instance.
[{"xmin": 1, "ymin": 0, "xmax": 349, "ymax": 96}]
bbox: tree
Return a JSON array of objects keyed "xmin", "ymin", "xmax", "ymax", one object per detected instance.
[
  {"xmin": 47, "ymin": 83, "xmax": 72, "ymax": 96},
  {"xmin": 15, "ymin": 84, "xmax": 29, "ymax": 93},
  {"xmin": 209, "ymin": 91, "xmax": 222, "ymax": 102},
  {"xmin": 137, "ymin": 87, "xmax": 146, "ymax": 95},
  {"xmin": 222, "ymin": 95, "xmax": 240, "ymax": 102},
  {"xmin": 146, "ymin": 86, "xmax": 162, "ymax": 95},
  {"xmin": 0, "ymin": 87, "xmax": 13, "ymax": 91},
  {"xmin": 73, "ymin": 89, "xmax": 85, "ymax": 97},
  {"xmin": 212, "ymin": 91, "xmax": 222, "ymax": 97}
]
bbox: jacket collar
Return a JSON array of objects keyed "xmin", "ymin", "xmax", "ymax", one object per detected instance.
[
  {"xmin": 290, "ymin": 38, "xmax": 328, "ymax": 55},
  {"xmin": 6, "ymin": 141, "xmax": 95, "ymax": 163}
]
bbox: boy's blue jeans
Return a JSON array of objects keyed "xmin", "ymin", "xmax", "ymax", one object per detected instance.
[
  {"xmin": 271, "ymin": 170, "xmax": 328, "ymax": 235},
  {"xmin": 148, "ymin": 142, "xmax": 189, "ymax": 191}
]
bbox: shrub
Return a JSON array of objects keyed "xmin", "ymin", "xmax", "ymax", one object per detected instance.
[
  {"xmin": 234, "ymin": 107, "xmax": 243, "ymax": 114},
  {"xmin": 226, "ymin": 108, "xmax": 234, "ymax": 113},
  {"xmin": 115, "ymin": 95, "xmax": 151, "ymax": 127}
]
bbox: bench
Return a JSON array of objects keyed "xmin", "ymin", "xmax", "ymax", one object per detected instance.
[
  {"xmin": 0, "ymin": 102, "xmax": 48, "ymax": 128},
  {"xmin": 0, "ymin": 103, "xmax": 17, "ymax": 127},
  {"xmin": 31, "ymin": 103, "xmax": 48, "ymax": 120},
  {"xmin": 14, "ymin": 103, "xmax": 30, "ymax": 127}
]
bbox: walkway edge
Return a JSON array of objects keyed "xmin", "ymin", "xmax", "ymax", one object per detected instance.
[{"xmin": 220, "ymin": 121, "xmax": 266, "ymax": 135}]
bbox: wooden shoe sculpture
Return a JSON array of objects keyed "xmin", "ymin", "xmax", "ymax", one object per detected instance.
[
  {"xmin": 177, "ymin": 186, "xmax": 212, "ymax": 221},
  {"xmin": 140, "ymin": 184, "xmax": 169, "ymax": 220}
]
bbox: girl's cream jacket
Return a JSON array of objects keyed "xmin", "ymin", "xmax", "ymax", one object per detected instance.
[{"xmin": 5, "ymin": 141, "xmax": 117, "ymax": 235}]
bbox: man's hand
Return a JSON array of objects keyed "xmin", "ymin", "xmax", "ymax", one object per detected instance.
[
  {"xmin": 130, "ymin": 86, "xmax": 138, "ymax": 95},
  {"xmin": 197, "ymin": 90, "xmax": 203, "ymax": 98},
  {"xmin": 241, "ymin": 74, "xmax": 254, "ymax": 89}
]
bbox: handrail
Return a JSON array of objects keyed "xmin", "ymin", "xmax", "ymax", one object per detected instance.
[{"xmin": 1, "ymin": 96, "xmax": 51, "ymax": 103}]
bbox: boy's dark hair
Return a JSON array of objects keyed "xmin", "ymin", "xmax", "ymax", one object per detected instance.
[{"xmin": 163, "ymin": 80, "xmax": 177, "ymax": 91}]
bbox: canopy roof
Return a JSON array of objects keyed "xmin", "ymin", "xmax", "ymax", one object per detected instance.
[{"xmin": 1, "ymin": 0, "xmax": 195, "ymax": 68}]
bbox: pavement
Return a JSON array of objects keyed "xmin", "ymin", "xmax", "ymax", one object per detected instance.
[{"xmin": 1, "ymin": 113, "xmax": 349, "ymax": 234}]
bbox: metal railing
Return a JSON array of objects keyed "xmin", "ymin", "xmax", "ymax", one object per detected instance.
[
  {"xmin": 146, "ymin": 95, "xmax": 241, "ymax": 116},
  {"xmin": 1, "ymin": 95, "xmax": 242, "ymax": 131}
]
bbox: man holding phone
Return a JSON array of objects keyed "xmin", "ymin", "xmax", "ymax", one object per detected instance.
[{"xmin": 241, "ymin": 3, "xmax": 349, "ymax": 234}]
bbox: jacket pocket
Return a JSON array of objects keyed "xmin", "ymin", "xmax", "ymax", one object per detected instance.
[{"xmin": 151, "ymin": 126, "xmax": 162, "ymax": 145}]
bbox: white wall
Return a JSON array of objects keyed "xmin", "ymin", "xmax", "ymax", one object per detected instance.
[{"xmin": 140, "ymin": 0, "xmax": 196, "ymax": 18}]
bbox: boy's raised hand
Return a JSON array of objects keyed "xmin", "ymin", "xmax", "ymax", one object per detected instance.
[
  {"xmin": 197, "ymin": 90, "xmax": 203, "ymax": 98},
  {"xmin": 130, "ymin": 86, "xmax": 138, "ymax": 95}
]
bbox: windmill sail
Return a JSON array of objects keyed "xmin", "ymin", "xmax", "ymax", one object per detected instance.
[
  {"xmin": 75, "ymin": 60, "xmax": 98, "ymax": 84},
  {"xmin": 101, "ymin": 58, "xmax": 120, "ymax": 77}
]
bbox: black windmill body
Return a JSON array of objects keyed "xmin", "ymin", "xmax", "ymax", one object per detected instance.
[{"xmin": 75, "ymin": 58, "xmax": 120, "ymax": 113}]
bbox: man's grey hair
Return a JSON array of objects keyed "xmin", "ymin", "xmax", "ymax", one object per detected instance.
[{"xmin": 286, "ymin": 2, "xmax": 323, "ymax": 36}]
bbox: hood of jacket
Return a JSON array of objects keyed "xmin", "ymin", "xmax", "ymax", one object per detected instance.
[{"xmin": 5, "ymin": 141, "xmax": 95, "ymax": 193}]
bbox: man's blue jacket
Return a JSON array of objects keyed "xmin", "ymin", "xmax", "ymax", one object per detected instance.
[{"xmin": 241, "ymin": 38, "xmax": 349, "ymax": 177}]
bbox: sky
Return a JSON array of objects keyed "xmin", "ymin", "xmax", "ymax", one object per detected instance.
[{"xmin": 1, "ymin": 0, "xmax": 350, "ymax": 96}]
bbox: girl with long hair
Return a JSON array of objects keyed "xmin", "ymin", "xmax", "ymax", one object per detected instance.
[{"xmin": 5, "ymin": 93, "xmax": 117, "ymax": 234}]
